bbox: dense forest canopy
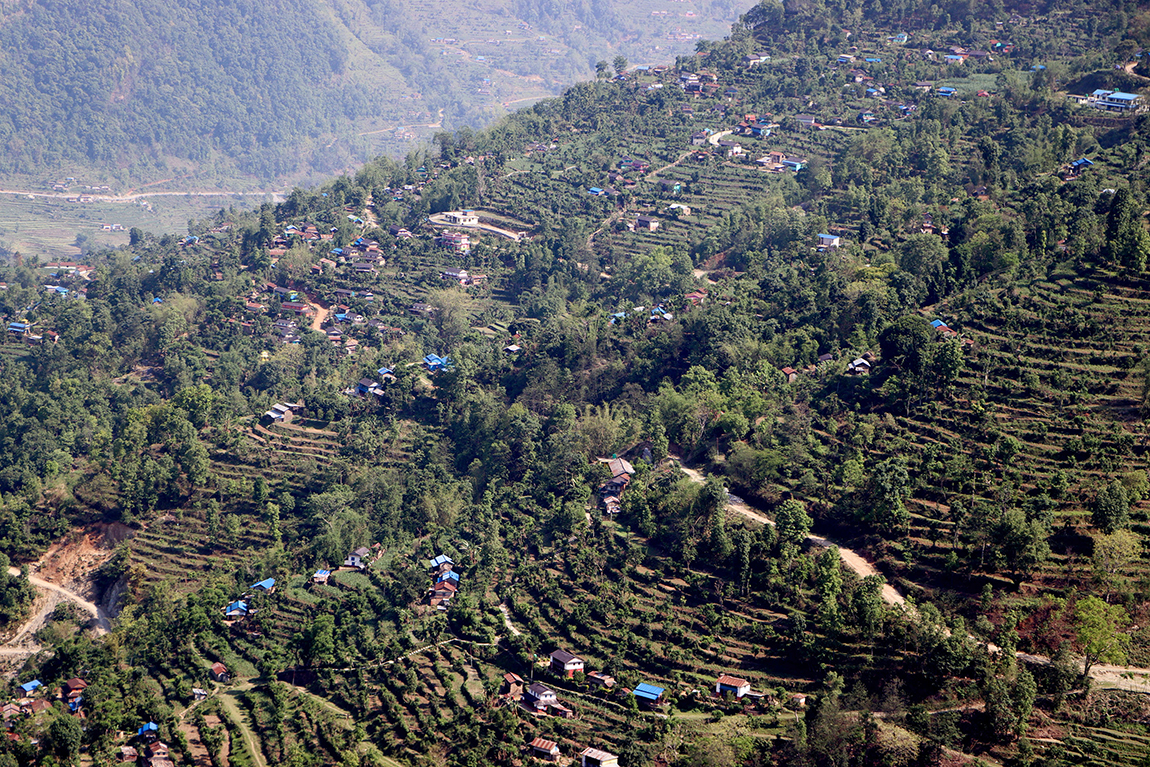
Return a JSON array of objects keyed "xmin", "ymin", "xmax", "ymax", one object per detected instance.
[{"xmin": 1, "ymin": 0, "xmax": 1150, "ymax": 765}]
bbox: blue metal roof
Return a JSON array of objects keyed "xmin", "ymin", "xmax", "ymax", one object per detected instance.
[
  {"xmin": 225, "ymin": 600, "xmax": 248, "ymax": 614},
  {"xmin": 137, "ymin": 722, "xmax": 158, "ymax": 735},
  {"xmin": 437, "ymin": 570, "xmax": 460, "ymax": 582},
  {"xmin": 314, "ymin": 569, "xmax": 330, "ymax": 577},
  {"xmin": 427, "ymin": 554, "xmax": 454, "ymax": 568},
  {"xmin": 930, "ymin": 319, "xmax": 945, "ymax": 328},
  {"xmin": 252, "ymin": 578, "xmax": 275, "ymax": 590},
  {"xmin": 633, "ymin": 682, "xmax": 665, "ymax": 701},
  {"xmin": 19, "ymin": 680, "xmax": 42, "ymax": 693}
]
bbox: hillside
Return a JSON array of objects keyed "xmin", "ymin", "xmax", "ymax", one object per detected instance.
[
  {"xmin": 2, "ymin": 0, "xmax": 1150, "ymax": 766},
  {"xmin": 0, "ymin": 0, "xmax": 742, "ymax": 191}
]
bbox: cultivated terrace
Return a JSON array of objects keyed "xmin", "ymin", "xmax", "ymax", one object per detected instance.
[{"xmin": 2, "ymin": 0, "xmax": 1150, "ymax": 766}]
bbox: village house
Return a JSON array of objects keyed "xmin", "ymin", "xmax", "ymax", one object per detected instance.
[
  {"xmin": 817, "ymin": 233, "xmax": 842, "ymax": 249},
  {"xmin": 427, "ymin": 554, "xmax": 454, "ymax": 570},
  {"xmin": 61, "ymin": 678, "xmax": 88, "ymax": 706},
  {"xmin": 431, "ymin": 580, "xmax": 458, "ymax": 602},
  {"xmin": 635, "ymin": 215, "xmax": 660, "ymax": 232},
  {"xmin": 502, "ymin": 672, "xmax": 525, "ymax": 697},
  {"xmin": 345, "ymin": 547, "xmax": 371, "ymax": 569},
  {"xmin": 137, "ymin": 722, "xmax": 160, "ymax": 742},
  {"xmin": 423, "ymin": 353, "xmax": 451, "ymax": 372},
  {"xmin": 632, "ymin": 682, "xmax": 666, "ymax": 708},
  {"xmin": 313, "ymin": 569, "xmax": 331, "ymax": 584},
  {"xmin": 280, "ymin": 301, "xmax": 314, "ymax": 316},
  {"xmin": 524, "ymin": 682, "xmax": 558, "ymax": 712},
  {"xmin": 118, "ymin": 746, "xmax": 138, "ymax": 762},
  {"xmin": 1090, "ymin": 89, "xmax": 1145, "ymax": 113},
  {"xmin": 781, "ymin": 366, "xmax": 797, "ymax": 383},
  {"xmin": 587, "ymin": 671, "xmax": 616, "ymax": 689},
  {"xmin": 444, "ymin": 210, "xmax": 479, "ymax": 226},
  {"xmin": 580, "ymin": 747, "xmax": 620, "ymax": 767},
  {"xmin": 847, "ymin": 358, "xmax": 872, "ymax": 375},
  {"xmin": 223, "ymin": 600, "xmax": 249, "ymax": 619},
  {"xmin": 192, "ymin": 688, "xmax": 208, "ymax": 701},
  {"xmin": 549, "ymin": 650, "xmax": 585, "ymax": 677},
  {"xmin": 530, "ymin": 737, "xmax": 561, "ymax": 761},
  {"xmin": 437, "ymin": 230, "xmax": 471, "ymax": 253},
  {"xmin": 210, "ymin": 663, "xmax": 230, "ymax": 683},
  {"xmin": 716, "ymin": 674, "xmax": 751, "ymax": 698}
]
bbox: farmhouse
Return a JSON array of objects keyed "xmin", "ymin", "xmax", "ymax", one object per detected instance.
[
  {"xmin": 817, "ymin": 233, "xmax": 842, "ymax": 249},
  {"xmin": 313, "ymin": 569, "xmax": 331, "ymax": 584},
  {"xmin": 635, "ymin": 215, "xmax": 660, "ymax": 231},
  {"xmin": 524, "ymin": 682, "xmax": 558, "ymax": 711},
  {"xmin": 632, "ymin": 682, "xmax": 666, "ymax": 707},
  {"xmin": 530, "ymin": 737, "xmax": 561, "ymax": 761},
  {"xmin": 210, "ymin": 663, "xmax": 230, "ymax": 683},
  {"xmin": 221, "ymin": 597, "xmax": 248, "ymax": 619},
  {"xmin": 580, "ymin": 747, "xmax": 620, "ymax": 767},
  {"xmin": 427, "ymin": 554, "xmax": 455, "ymax": 570},
  {"xmin": 251, "ymin": 577, "xmax": 275, "ymax": 593},
  {"xmin": 781, "ymin": 366, "xmax": 797, "ymax": 383},
  {"xmin": 587, "ymin": 670, "xmax": 616, "ymax": 689},
  {"xmin": 345, "ymin": 547, "xmax": 371, "ymax": 568},
  {"xmin": 716, "ymin": 674, "xmax": 751, "ymax": 698},
  {"xmin": 549, "ymin": 649, "xmax": 585, "ymax": 677}
]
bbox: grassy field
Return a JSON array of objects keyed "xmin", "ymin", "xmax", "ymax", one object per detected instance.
[{"xmin": 0, "ymin": 193, "xmax": 277, "ymax": 257}]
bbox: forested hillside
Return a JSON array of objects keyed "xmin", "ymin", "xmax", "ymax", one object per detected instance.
[
  {"xmin": 2, "ymin": 0, "xmax": 1150, "ymax": 766},
  {"xmin": 0, "ymin": 0, "xmax": 741, "ymax": 189}
]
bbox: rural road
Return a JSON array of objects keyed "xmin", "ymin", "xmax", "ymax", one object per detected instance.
[
  {"xmin": 0, "ymin": 566, "xmax": 111, "ymax": 657},
  {"xmin": 674, "ymin": 462, "xmax": 1150, "ymax": 693}
]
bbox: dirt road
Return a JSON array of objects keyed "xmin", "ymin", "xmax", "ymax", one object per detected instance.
[
  {"xmin": 1, "ymin": 565, "xmax": 111, "ymax": 658},
  {"xmin": 673, "ymin": 460, "xmax": 1150, "ymax": 694}
]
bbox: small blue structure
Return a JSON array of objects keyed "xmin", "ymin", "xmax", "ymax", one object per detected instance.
[
  {"xmin": 423, "ymin": 353, "xmax": 451, "ymax": 372},
  {"xmin": 937, "ymin": 86, "xmax": 958, "ymax": 98},
  {"xmin": 137, "ymin": 722, "xmax": 159, "ymax": 738},
  {"xmin": 224, "ymin": 600, "xmax": 248, "ymax": 618},
  {"xmin": 1071, "ymin": 157, "xmax": 1094, "ymax": 171},
  {"xmin": 314, "ymin": 569, "xmax": 330, "ymax": 580},
  {"xmin": 427, "ymin": 554, "xmax": 455, "ymax": 569},
  {"xmin": 633, "ymin": 682, "xmax": 666, "ymax": 705},
  {"xmin": 68, "ymin": 696, "xmax": 83, "ymax": 712},
  {"xmin": 251, "ymin": 578, "xmax": 276, "ymax": 593},
  {"xmin": 609, "ymin": 311, "xmax": 628, "ymax": 324},
  {"xmin": 19, "ymin": 680, "xmax": 42, "ymax": 694},
  {"xmin": 930, "ymin": 319, "xmax": 946, "ymax": 329},
  {"xmin": 152, "ymin": 297, "xmax": 163, "ymax": 304},
  {"xmin": 587, "ymin": 187, "xmax": 605, "ymax": 196},
  {"xmin": 437, "ymin": 570, "xmax": 461, "ymax": 584},
  {"xmin": 865, "ymin": 57, "xmax": 882, "ymax": 63}
]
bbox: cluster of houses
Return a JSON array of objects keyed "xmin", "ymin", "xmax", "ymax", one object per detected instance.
[
  {"xmin": 427, "ymin": 554, "xmax": 459, "ymax": 610},
  {"xmin": 780, "ymin": 353, "xmax": 836, "ymax": 382},
  {"xmin": 526, "ymin": 738, "xmax": 621, "ymax": 766},
  {"xmin": 1072, "ymin": 89, "xmax": 1146, "ymax": 113},
  {"xmin": 222, "ymin": 577, "xmax": 275, "ymax": 621},
  {"xmin": 596, "ymin": 457, "xmax": 635, "ymax": 515},
  {"xmin": 118, "ymin": 721, "xmax": 174, "ymax": 767},
  {"xmin": 310, "ymin": 543, "xmax": 382, "ymax": 585},
  {"xmin": 608, "ymin": 303, "xmax": 674, "ymax": 325},
  {"xmin": 262, "ymin": 401, "xmax": 304, "ymax": 423},
  {"xmin": 4, "ymin": 678, "xmax": 86, "ymax": 729}
]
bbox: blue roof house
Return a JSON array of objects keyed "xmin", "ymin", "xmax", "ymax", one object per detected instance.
[
  {"xmin": 423, "ymin": 354, "xmax": 451, "ymax": 372},
  {"xmin": 137, "ymin": 722, "xmax": 159, "ymax": 738},
  {"xmin": 251, "ymin": 578, "xmax": 276, "ymax": 593},
  {"xmin": 1071, "ymin": 158, "xmax": 1094, "ymax": 170},
  {"xmin": 930, "ymin": 319, "xmax": 946, "ymax": 329},
  {"xmin": 224, "ymin": 600, "xmax": 249, "ymax": 618},
  {"xmin": 633, "ymin": 682, "xmax": 666, "ymax": 706},
  {"xmin": 436, "ymin": 570, "xmax": 461, "ymax": 584},
  {"xmin": 19, "ymin": 680, "xmax": 43, "ymax": 694},
  {"xmin": 937, "ymin": 86, "xmax": 958, "ymax": 98},
  {"xmin": 427, "ymin": 554, "xmax": 455, "ymax": 569}
]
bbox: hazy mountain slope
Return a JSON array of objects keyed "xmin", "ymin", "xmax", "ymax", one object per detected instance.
[{"xmin": 0, "ymin": 0, "xmax": 741, "ymax": 188}]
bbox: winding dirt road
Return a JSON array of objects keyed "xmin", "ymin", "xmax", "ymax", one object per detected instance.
[
  {"xmin": 674, "ymin": 461, "xmax": 1150, "ymax": 693},
  {"xmin": 0, "ymin": 566, "xmax": 111, "ymax": 658}
]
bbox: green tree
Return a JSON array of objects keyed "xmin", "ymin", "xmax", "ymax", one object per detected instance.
[
  {"xmin": 1092, "ymin": 480, "xmax": 1131, "ymax": 534},
  {"xmin": 48, "ymin": 713, "xmax": 83, "ymax": 764},
  {"xmin": 776, "ymin": 499, "xmax": 812, "ymax": 546},
  {"xmin": 1073, "ymin": 596, "xmax": 1131, "ymax": 680},
  {"xmin": 879, "ymin": 315, "xmax": 933, "ymax": 373}
]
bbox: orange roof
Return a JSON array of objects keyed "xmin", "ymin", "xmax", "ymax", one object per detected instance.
[{"xmin": 717, "ymin": 674, "xmax": 749, "ymax": 688}]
